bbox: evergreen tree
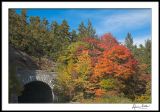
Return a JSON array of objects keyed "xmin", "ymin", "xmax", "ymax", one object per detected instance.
[
  {"xmin": 144, "ymin": 39, "xmax": 151, "ymax": 73},
  {"xmin": 21, "ymin": 9, "xmax": 27, "ymax": 26},
  {"xmin": 28, "ymin": 16, "xmax": 44, "ymax": 57},
  {"xmin": 78, "ymin": 21, "xmax": 87, "ymax": 39},
  {"xmin": 86, "ymin": 19, "xmax": 97, "ymax": 38},
  {"xmin": 51, "ymin": 21, "xmax": 59, "ymax": 33},
  {"xmin": 9, "ymin": 9, "xmax": 18, "ymax": 45},
  {"xmin": 125, "ymin": 33, "xmax": 133, "ymax": 50},
  {"xmin": 20, "ymin": 9, "xmax": 31, "ymax": 51},
  {"xmin": 48, "ymin": 21, "xmax": 60, "ymax": 59},
  {"xmin": 60, "ymin": 20, "xmax": 70, "ymax": 40},
  {"xmin": 69, "ymin": 30, "xmax": 78, "ymax": 42}
]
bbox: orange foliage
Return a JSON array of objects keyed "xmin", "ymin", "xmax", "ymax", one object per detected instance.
[
  {"xmin": 93, "ymin": 45, "xmax": 138, "ymax": 79},
  {"xmin": 82, "ymin": 35, "xmax": 118, "ymax": 69},
  {"xmin": 79, "ymin": 35, "xmax": 139, "ymax": 96},
  {"xmin": 95, "ymin": 89, "xmax": 106, "ymax": 97}
]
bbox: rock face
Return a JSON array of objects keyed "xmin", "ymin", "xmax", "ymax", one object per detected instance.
[{"xmin": 9, "ymin": 45, "xmax": 38, "ymax": 69}]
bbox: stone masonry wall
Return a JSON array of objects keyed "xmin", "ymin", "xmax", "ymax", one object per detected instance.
[{"xmin": 16, "ymin": 69, "xmax": 57, "ymax": 89}]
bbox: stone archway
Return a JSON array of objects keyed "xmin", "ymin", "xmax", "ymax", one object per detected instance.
[
  {"xmin": 16, "ymin": 70, "xmax": 57, "ymax": 90},
  {"xmin": 8, "ymin": 69, "xmax": 58, "ymax": 103},
  {"xmin": 18, "ymin": 81, "xmax": 53, "ymax": 103}
]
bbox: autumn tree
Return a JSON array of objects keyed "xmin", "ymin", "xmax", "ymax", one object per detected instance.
[
  {"xmin": 54, "ymin": 42, "xmax": 94, "ymax": 102},
  {"xmin": 100, "ymin": 33, "xmax": 119, "ymax": 51},
  {"xmin": 93, "ymin": 45, "xmax": 139, "ymax": 98},
  {"xmin": 94, "ymin": 45, "xmax": 138, "ymax": 79},
  {"xmin": 82, "ymin": 37, "xmax": 103, "ymax": 68}
]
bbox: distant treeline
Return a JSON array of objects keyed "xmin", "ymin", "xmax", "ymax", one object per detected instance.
[{"xmin": 9, "ymin": 9, "xmax": 97, "ymax": 61}]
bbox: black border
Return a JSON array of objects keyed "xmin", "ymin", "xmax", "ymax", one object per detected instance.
[{"xmin": 1, "ymin": 0, "xmax": 159, "ymax": 111}]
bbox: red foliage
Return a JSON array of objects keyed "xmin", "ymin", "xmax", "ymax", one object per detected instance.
[
  {"xmin": 82, "ymin": 37, "xmax": 104, "ymax": 67},
  {"xmin": 82, "ymin": 37, "xmax": 107, "ymax": 52},
  {"xmin": 100, "ymin": 33, "xmax": 119, "ymax": 51},
  {"xmin": 76, "ymin": 45, "xmax": 88, "ymax": 56},
  {"xmin": 93, "ymin": 45, "xmax": 138, "ymax": 79},
  {"xmin": 82, "ymin": 37, "xmax": 100, "ymax": 46}
]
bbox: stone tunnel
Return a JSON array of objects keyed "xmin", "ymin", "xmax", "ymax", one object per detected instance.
[{"xmin": 10, "ymin": 69, "xmax": 57, "ymax": 103}]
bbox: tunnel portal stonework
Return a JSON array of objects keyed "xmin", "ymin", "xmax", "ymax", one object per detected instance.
[
  {"xmin": 17, "ymin": 69, "xmax": 57, "ymax": 89},
  {"xmin": 10, "ymin": 69, "xmax": 57, "ymax": 103}
]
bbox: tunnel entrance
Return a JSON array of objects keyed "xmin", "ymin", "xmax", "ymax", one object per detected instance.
[{"xmin": 18, "ymin": 81, "xmax": 53, "ymax": 103}]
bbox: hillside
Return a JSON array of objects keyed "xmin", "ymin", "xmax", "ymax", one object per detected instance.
[{"xmin": 9, "ymin": 45, "xmax": 38, "ymax": 70}]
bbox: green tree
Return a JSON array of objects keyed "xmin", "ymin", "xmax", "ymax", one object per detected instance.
[
  {"xmin": 86, "ymin": 20, "xmax": 97, "ymax": 38},
  {"xmin": 134, "ymin": 40, "xmax": 151, "ymax": 74},
  {"xmin": 59, "ymin": 20, "xmax": 70, "ymax": 42},
  {"xmin": 51, "ymin": 21, "xmax": 59, "ymax": 34},
  {"xmin": 144, "ymin": 39, "xmax": 151, "ymax": 73},
  {"xmin": 125, "ymin": 32, "xmax": 133, "ymax": 51},
  {"xmin": 69, "ymin": 30, "xmax": 78, "ymax": 42},
  {"xmin": 9, "ymin": 9, "xmax": 23, "ymax": 48},
  {"xmin": 20, "ymin": 9, "xmax": 31, "ymax": 51},
  {"xmin": 21, "ymin": 9, "xmax": 27, "ymax": 27},
  {"xmin": 39, "ymin": 18, "xmax": 50, "ymax": 56},
  {"xmin": 48, "ymin": 20, "xmax": 71, "ymax": 61},
  {"xmin": 9, "ymin": 9, "xmax": 19, "ymax": 46},
  {"xmin": 9, "ymin": 9, "xmax": 32, "ymax": 52},
  {"xmin": 124, "ymin": 32, "xmax": 151, "ymax": 74},
  {"xmin": 48, "ymin": 21, "xmax": 60, "ymax": 59},
  {"xmin": 28, "ymin": 16, "xmax": 44, "ymax": 57},
  {"xmin": 78, "ymin": 20, "xmax": 97, "ymax": 40},
  {"xmin": 78, "ymin": 21, "xmax": 87, "ymax": 39}
]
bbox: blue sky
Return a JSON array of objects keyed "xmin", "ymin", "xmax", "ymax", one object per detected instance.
[{"xmin": 16, "ymin": 9, "xmax": 151, "ymax": 46}]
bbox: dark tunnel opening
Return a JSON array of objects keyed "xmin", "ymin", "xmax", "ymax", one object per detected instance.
[{"xmin": 18, "ymin": 81, "xmax": 53, "ymax": 103}]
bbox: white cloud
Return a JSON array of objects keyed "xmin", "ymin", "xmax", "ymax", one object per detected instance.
[{"xmin": 96, "ymin": 9, "xmax": 151, "ymax": 35}]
